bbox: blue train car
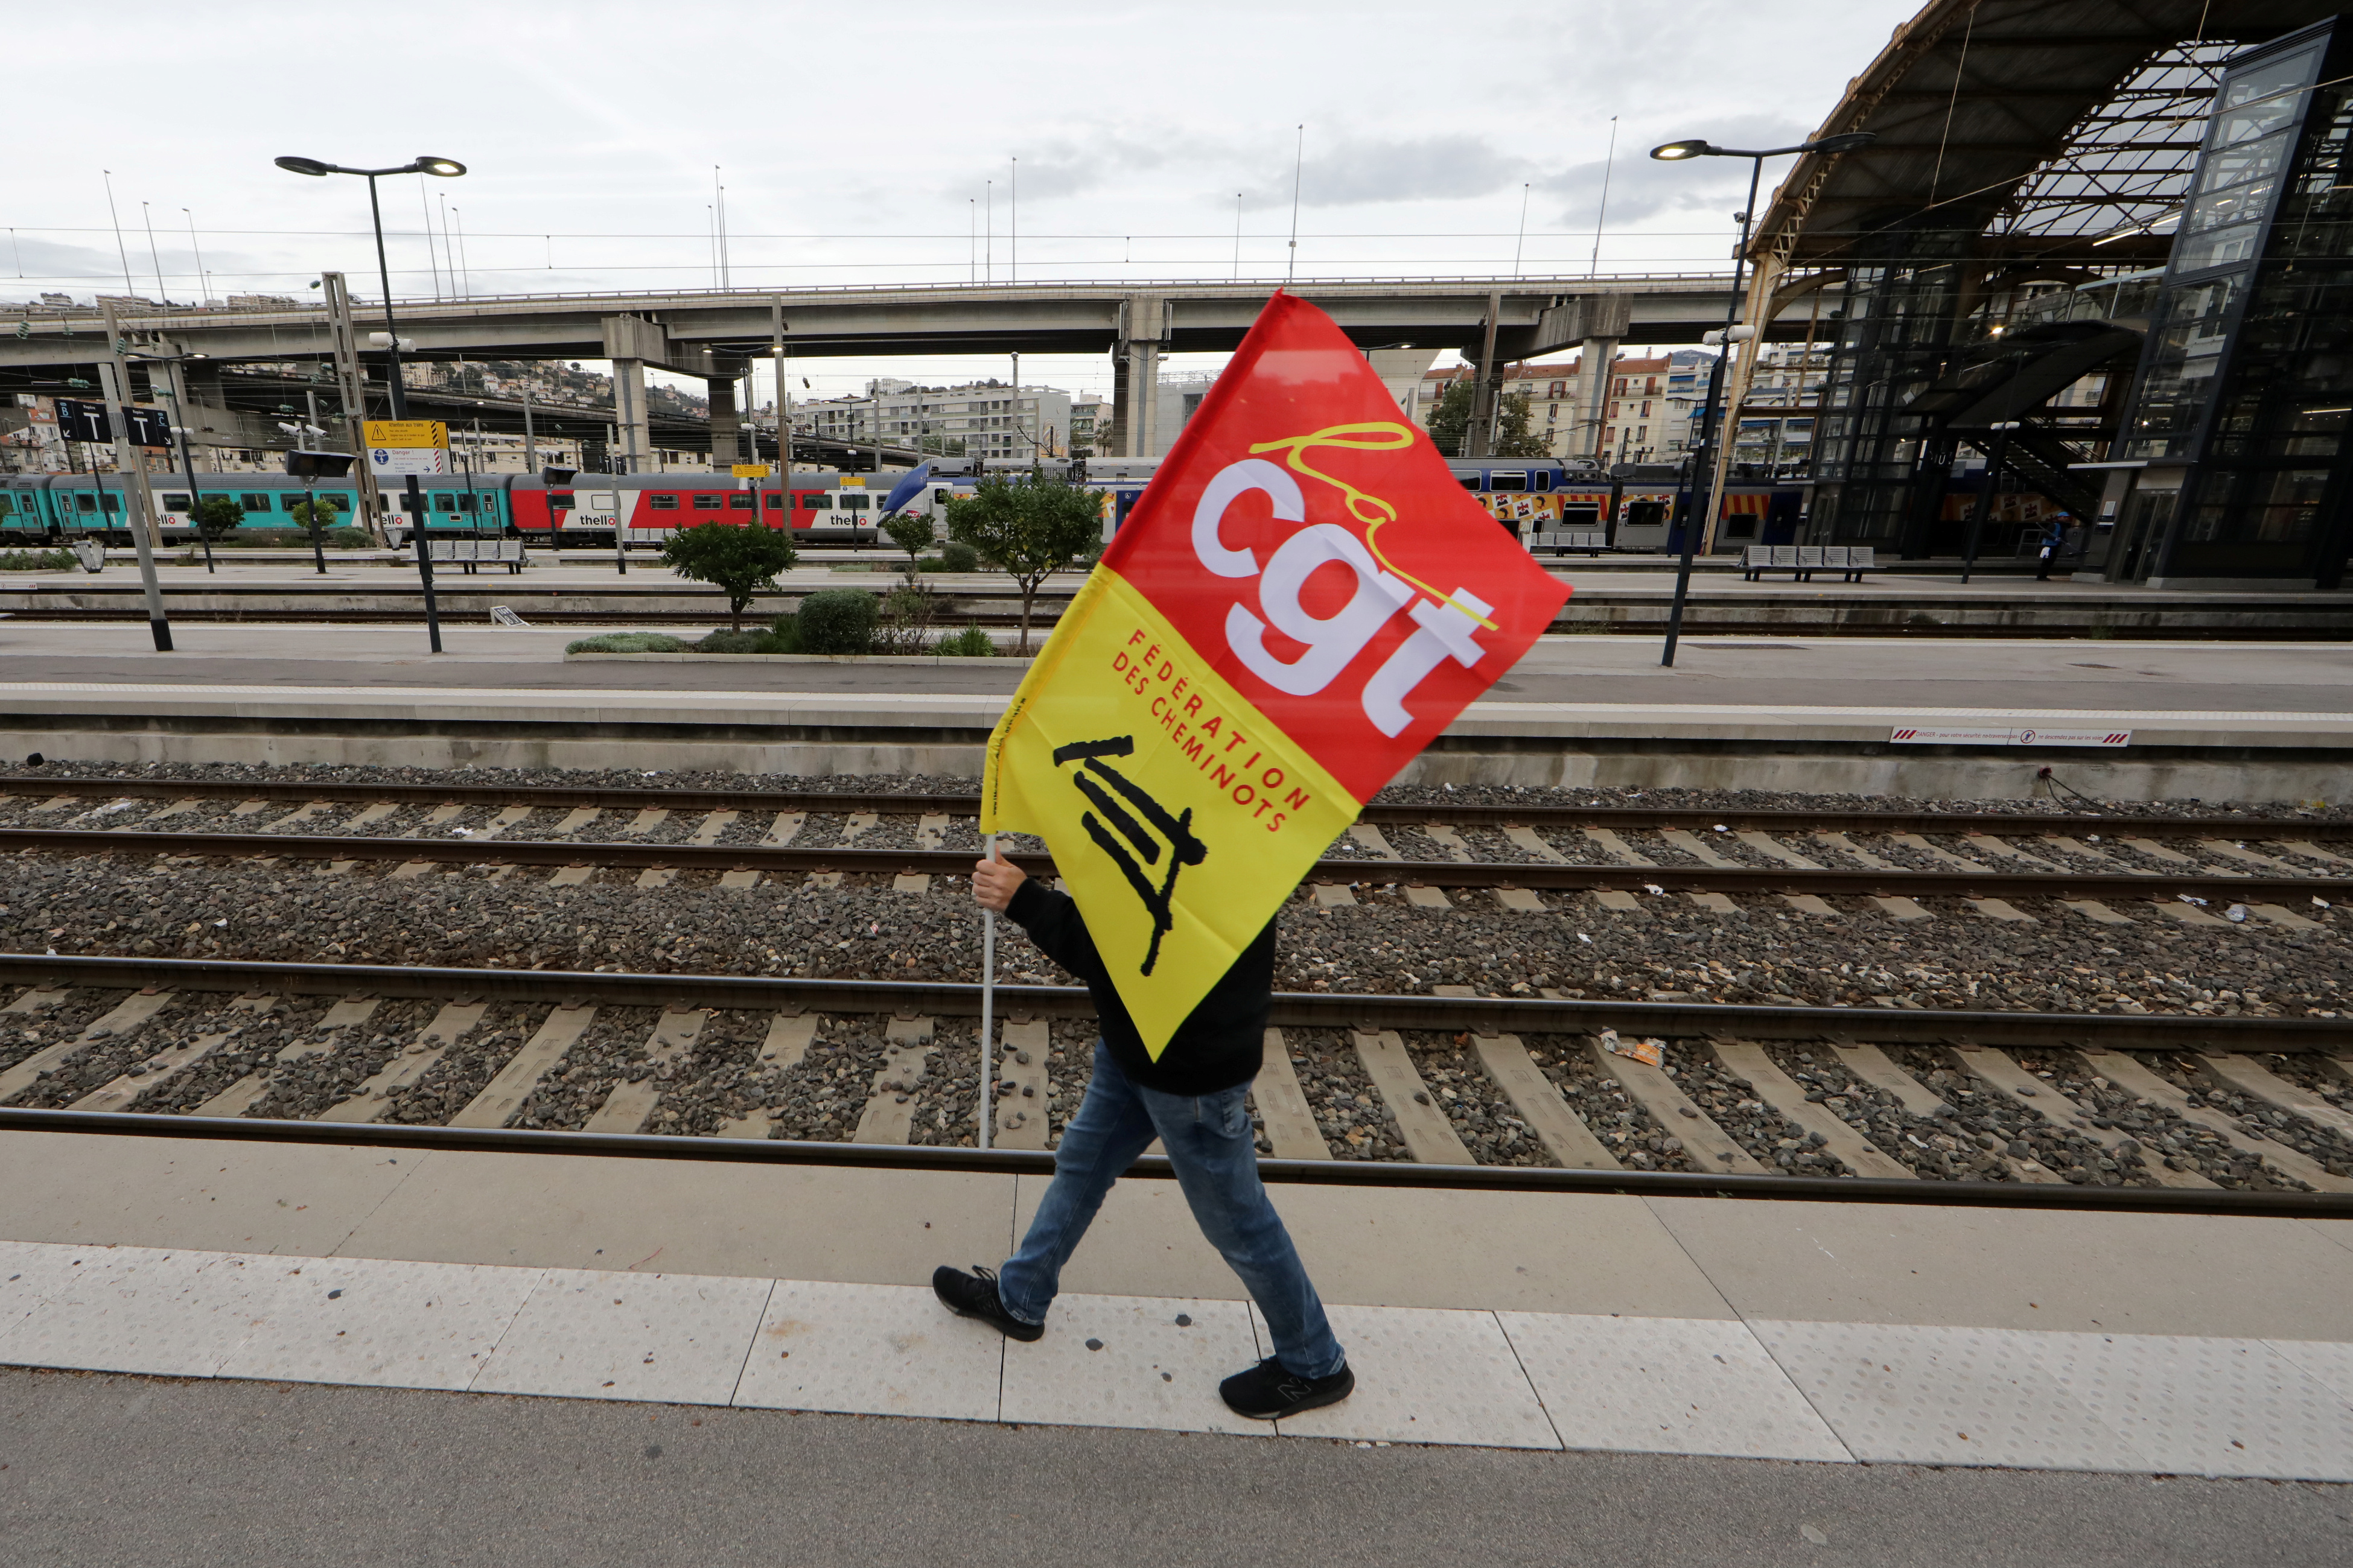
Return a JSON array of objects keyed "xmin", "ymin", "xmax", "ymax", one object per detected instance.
[
  {"xmin": 0, "ymin": 474, "xmax": 56, "ymax": 538},
  {"xmin": 0, "ymin": 472, "xmax": 526, "ymax": 544}
]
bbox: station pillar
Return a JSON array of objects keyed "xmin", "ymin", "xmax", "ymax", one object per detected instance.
[{"xmin": 707, "ymin": 361, "xmax": 745, "ymax": 467}]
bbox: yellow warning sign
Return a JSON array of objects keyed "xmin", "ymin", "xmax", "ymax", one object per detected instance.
[
  {"xmin": 730, "ymin": 463, "xmax": 771, "ymax": 478},
  {"xmin": 361, "ymin": 419, "xmax": 448, "ymax": 449}
]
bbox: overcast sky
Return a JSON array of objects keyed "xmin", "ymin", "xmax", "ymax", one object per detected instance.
[{"xmin": 8, "ymin": 0, "xmax": 1918, "ymax": 399}]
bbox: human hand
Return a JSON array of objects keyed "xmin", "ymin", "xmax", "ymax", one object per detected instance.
[{"xmin": 972, "ymin": 847, "xmax": 1025, "ymax": 911}]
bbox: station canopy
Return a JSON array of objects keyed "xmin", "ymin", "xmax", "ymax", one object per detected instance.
[{"xmin": 1752, "ymin": 0, "xmax": 2349, "ymax": 271}]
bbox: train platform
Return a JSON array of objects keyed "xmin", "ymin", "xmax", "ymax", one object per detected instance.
[
  {"xmin": 1, "ymin": 1125, "xmax": 2348, "ymax": 1471},
  {"xmin": 1, "ymin": 624, "xmax": 2347, "ymax": 799},
  {"xmin": 5, "ymin": 558, "xmax": 2349, "ymax": 643},
  {"xmin": 1, "ymin": 1126, "xmax": 2348, "ymax": 1568}
]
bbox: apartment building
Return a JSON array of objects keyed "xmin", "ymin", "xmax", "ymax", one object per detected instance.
[{"xmin": 791, "ymin": 379, "xmax": 1076, "ymax": 459}]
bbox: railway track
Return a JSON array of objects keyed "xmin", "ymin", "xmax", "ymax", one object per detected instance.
[
  {"xmin": 2, "ymin": 954, "xmax": 2348, "ymax": 1219},
  {"xmin": 7, "ymin": 775, "xmax": 2350, "ymax": 909}
]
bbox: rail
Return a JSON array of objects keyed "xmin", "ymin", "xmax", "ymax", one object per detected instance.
[
  {"xmin": 5, "ymin": 825, "xmax": 2344, "ymax": 908},
  {"xmin": 4, "ymin": 774, "xmax": 2340, "ymax": 839}
]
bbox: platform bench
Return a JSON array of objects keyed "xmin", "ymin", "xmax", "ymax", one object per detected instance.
[
  {"xmin": 427, "ymin": 538, "xmax": 529, "ymax": 574},
  {"xmin": 1742, "ymin": 544, "xmax": 1874, "ymax": 582}
]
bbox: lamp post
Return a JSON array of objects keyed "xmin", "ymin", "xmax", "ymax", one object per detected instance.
[
  {"xmin": 274, "ymin": 153, "xmax": 466, "ymax": 653},
  {"xmin": 1648, "ymin": 131, "xmax": 1873, "ymax": 667}
]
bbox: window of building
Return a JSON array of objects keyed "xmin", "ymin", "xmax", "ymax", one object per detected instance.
[
  {"xmin": 1547, "ymin": 379, "xmax": 1567, "ymax": 399},
  {"xmin": 1640, "ymin": 401, "xmax": 1651, "ymax": 417},
  {"xmin": 648, "ymin": 494, "xmax": 679, "ymax": 510}
]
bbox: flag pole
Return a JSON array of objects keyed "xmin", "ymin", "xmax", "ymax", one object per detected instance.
[{"xmin": 979, "ymin": 833, "xmax": 996, "ymax": 1151}]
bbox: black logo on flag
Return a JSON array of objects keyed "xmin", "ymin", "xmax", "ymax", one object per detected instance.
[{"xmin": 1051, "ymin": 736, "xmax": 1206, "ymax": 976}]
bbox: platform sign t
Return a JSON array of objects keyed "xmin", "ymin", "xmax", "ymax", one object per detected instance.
[
  {"xmin": 125, "ymin": 407, "xmax": 171, "ymax": 448},
  {"xmin": 54, "ymin": 398, "xmax": 111, "ymax": 442}
]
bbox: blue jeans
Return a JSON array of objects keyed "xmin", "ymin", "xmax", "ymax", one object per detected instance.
[{"xmin": 996, "ymin": 1038, "xmax": 1346, "ymax": 1380}]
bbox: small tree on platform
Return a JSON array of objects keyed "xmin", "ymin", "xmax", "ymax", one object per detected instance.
[
  {"xmin": 659, "ymin": 520, "xmax": 798, "ymax": 632},
  {"xmin": 944, "ymin": 471, "xmax": 1104, "ymax": 653}
]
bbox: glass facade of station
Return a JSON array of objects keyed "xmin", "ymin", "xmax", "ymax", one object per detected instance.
[
  {"xmin": 1804, "ymin": 21, "xmax": 2353, "ymax": 587},
  {"xmin": 2109, "ymin": 18, "xmax": 2353, "ymax": 587}
]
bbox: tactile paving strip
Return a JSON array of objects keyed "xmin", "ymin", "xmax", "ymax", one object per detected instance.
[
  {"xmin": 999, "ymin": 1293, "xmax": 1266, "ymax": 1437},
  {"xmin": 733, "ymin": 1279, "xmax": 1002, "ymax": 1423},
  {"xmin": 217, "ymin": 1255, "xmax": 540, "ymax": 1391},
  {"xmin": 1500, "ymin": 1312, "xmax": 1852, "ymax": 1462},
  {"xmin": 2022, "ymin": 1332, "xmax": 2353, "ymax": 1481},
  {"xmin": 1267, "ymin": 1303, "xmax": 1560, "ymax": 1449},
  {"xmin": 1751, "ymin": 1319, "xmax": 2146, "ymax": 1471},
  {"xmin": 473, "ymin": 1269, "xmax": 775, "ymax": 1405},
  {"xmin": 0, "ymin": 1245, "xmax": 273, "ymax": 1379}
]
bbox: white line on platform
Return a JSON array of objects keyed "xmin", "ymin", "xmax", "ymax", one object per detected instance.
[{"xmin": 1, "ymin": 1237, "xmax": 2347, "ymax": 1476}]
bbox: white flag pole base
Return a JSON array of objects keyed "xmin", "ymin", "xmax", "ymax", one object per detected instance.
[{"xmin": 979, "ymin": 831, "xmax": 997, "ymax": 1152}]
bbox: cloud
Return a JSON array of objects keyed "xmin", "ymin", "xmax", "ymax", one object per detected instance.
[
  {"xmin": 1242, "ymin": 133, "xmax": 1532, "ymax": 209},
  {"xmin": 1536, "ymin": 112, "xmax": 1816, "ymax": 227}
]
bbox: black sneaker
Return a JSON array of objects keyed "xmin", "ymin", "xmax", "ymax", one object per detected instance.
[
  {"xmin": 1219, "ymin": 1355, "xmax": 1355, "ymax": 1420},
  {"xmin": 931, "ymin": 1265, "xmax": 1043, "ymax": 1342}
]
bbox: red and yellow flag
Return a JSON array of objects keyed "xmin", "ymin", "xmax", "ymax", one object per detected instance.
[{"xmin": 983, "ymin": 292, "xmax": 1571, "ymax": 1056}]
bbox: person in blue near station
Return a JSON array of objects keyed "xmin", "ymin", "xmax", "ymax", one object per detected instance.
[{"xmin": 931, "ymin": 847, "xmax": 1355, "ymax": 1421}]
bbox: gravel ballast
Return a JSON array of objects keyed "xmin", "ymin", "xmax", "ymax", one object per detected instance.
[{"xmin": 4, "ymin": 761, "xmax": 2349, "ymax": 1175}]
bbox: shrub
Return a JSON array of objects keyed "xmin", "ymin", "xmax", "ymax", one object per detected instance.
[
  {"xmin": 938, "ymin": 539, "xmax": 979, "ymax": 573},
  {"xmin": 796, "ymin": 588, "xmax": 877, "ymax": 655},
  {"xmin": 766, "ymin": 612, "xmax": 805, "ymax": 653},
  {"xmin": 193, "ymin": 496, "xmax": 244, "ymax": 541},
  {"xmin": 565, "ymin": 632, "xmax": 689, "ymax": 653},
  {"xmin": 325, "ymin": 527, "xmax": 374, "ymax": 549},
  {"xmin": 0, "ymin": 548, "xmax": 75, "ymax": 571},
  {"xmin": 875, "ymin": 582, "xmax": 940, "ymax": 653},
  {"xmin": 693, "ymin": 629, "xmax": 786, "ymax": 654},
  {"xmin": 934, "ymin": 624, "xmax": 997, "ymax": 658}
]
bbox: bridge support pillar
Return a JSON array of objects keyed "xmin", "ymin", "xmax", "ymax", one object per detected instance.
[
  {"xmin": 1110, "ymin": 294, "xmax": 1170, "ymax": 458},
  {"xmin": 707, "ymin": 361, "xmax": 745, "ymax": 468},
  {"xmin": 611, "ymin": 358, "xmax": 651, "ymax": 472},
  {"xmin": 1576, "ymin": 335, "xmax": 1621, "ymax": 462}
]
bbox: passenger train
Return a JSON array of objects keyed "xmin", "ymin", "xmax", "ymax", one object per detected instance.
[
  {"xmin": 1074, "ymin": 456, "xmax": 1804, "ymax": 555},
  {"xmin": 0, "ymin": 456, "xmax": 1803, "ymax": 556},
  {"xmin": 0, "ymin": 469, "xmax": 966, "ymax": 549}
]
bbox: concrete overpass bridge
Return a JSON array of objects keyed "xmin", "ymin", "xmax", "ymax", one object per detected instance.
[{"xmin": 5, "ymin": 273, "xmax": 1821, "ymax": 464}]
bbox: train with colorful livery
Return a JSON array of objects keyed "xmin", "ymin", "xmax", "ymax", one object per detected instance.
[{"xmin": 0, "ymin": 469, "xmax": 973, "ymax": 549}]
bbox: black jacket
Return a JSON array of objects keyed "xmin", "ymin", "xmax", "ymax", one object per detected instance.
[{"xmin": 1003, "ymin": 880, "xmax": 1272, "ymax": 1096}]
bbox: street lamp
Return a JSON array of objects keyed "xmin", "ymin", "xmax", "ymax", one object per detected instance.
[
  {"xmin": 275, "ymin": 153, "xmax": 466, "ymax": 652},
  {"xmin": 1649, "ymin": 130, "xmax": 1873, "ymax": 667}
]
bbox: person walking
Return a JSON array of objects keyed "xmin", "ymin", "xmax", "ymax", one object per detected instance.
[{"xmin": 932, "ymin": 848, "xmax": 1354, "ymax": 1421}]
